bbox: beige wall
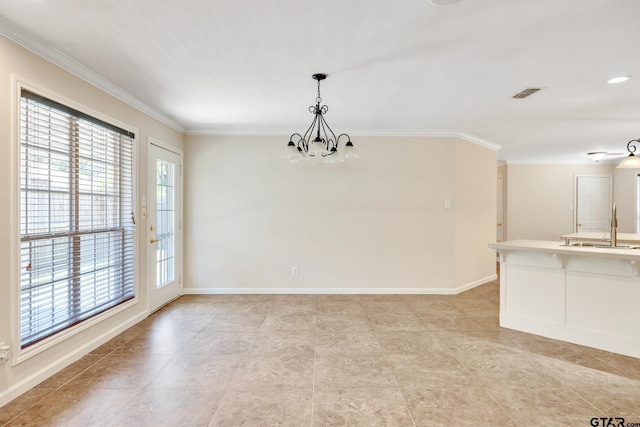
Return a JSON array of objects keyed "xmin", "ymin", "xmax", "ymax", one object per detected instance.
[
  {"xmin": 455, "ymin": 140, "xmax": 497, "ymax": 287},
  {"xmin": 183, "ymin": 135, "xmax": 497, "ymax": 293},
  {"xmin": 497, "ymin": 164, "xmax": 508, "ymax": 240},
  {"xmin": 613, "ymin": 167, "xmax": 637, "ymax": 232},
  {"xmin": 0, "ymin": 36, "xmax": 183, "ymax": 405},
  {"xmin": 504, "ymin": 163, "xmax": 638, "ymax": 241}
]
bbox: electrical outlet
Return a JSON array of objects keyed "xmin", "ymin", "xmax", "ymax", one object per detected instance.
[{"xmin": 291, "ymin": 266, "xmax": 299, "ymax": 277}]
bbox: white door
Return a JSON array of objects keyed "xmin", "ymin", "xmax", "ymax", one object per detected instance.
[
  {"xmin": 575, "ymin": 175, "xmax": 612, "ymax": 232},
  {"xmin": 148, "ymin": 140, "xmax": 183, "ymax": 312},
  {"xmin": 497, "ymin": 175, "xmax": 504, "ymax": 242}
]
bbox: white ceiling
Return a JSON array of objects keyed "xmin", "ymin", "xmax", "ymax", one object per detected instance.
[{"xmin": 1, "ymin": 0, "xmax": 639, "ymax": 164}]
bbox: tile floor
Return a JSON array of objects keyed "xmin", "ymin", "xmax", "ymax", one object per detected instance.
[{"xmin": 2, "ymin": 279, "xmax": 640, "ymax": 426}]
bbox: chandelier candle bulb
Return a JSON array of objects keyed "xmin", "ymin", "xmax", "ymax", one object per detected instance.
[{"xmin": 283, "ymin": 73, "xmax": 359, "ymax": 164}]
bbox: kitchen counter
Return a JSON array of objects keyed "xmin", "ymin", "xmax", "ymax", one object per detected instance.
[
  {"xmin": 561, "ymin": 232, "xmax": 640, "ymax": 246},
  {"xmin": 488, "ymin": 240, "xmax": 640, "ymax": 358},
  {"xmin": 490, "ymin": 239, "xmax": 640, "ymax": 261}
]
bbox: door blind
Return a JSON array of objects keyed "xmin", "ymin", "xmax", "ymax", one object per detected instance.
[{"xmin": 19, "ymin": 89, "xmax": 136, "ymax": 348}]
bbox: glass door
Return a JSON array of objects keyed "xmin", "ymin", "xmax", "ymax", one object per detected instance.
[{"xmin": 148, "ymin": 141, "xmax": 182, "ymax": 311}]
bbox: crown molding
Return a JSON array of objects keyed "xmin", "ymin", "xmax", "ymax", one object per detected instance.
[
  {"xmin": 186, "ymin": 127, "xmax": 501, "ymax": 151},
  {"xmin": 0, "ymin": 16, "xmax": 185, "ymax": 133}
]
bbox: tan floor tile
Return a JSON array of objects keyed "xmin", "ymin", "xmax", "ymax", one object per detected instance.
[
  {"xmin": 488, "ymin": 386, "xmax": 603, "ymax": 426},
  {"xmin": 386, "ymin": 353, "xmax": 468, "ymax": 388},
  {"xmin": 35, "ymin": 354, "xmax": 106, "ymax": 389},
  {"xmin": 315, "ymin": 294, "xmax": 361, "ymax": 303},
  {"xmin": 313, "ymin": 387, "xmax": 414, "ymax": 427},
  {"xmin": 376, "ymin": 331, "xmax": 448, "ymax": 355},
  {"xmin": 409, "ymin": 300, "xmax": 464, "ymax": 315},
  {"xmin": 419, "ymin": 313, "xmax": 485, "ymax": 331},
  {"xmin": 316, "ymin": 312, "xmax": 372, "ymax": 331},
  {"xmin": 406, "ymin": 406, "xmax": 516, "ymax": 427},
  {"xmin": 7, "ymin": 282, "xmax": 638, "ymax": 427},
  {"xmin": 314, "ymin": 353, "xmax": 397, "ymax": 390},
  {"xmin": 368, "ymin": 310, "xmax": 427, "ymax": 331},
  {"xmin": 203, "ymin": 313, "xmax": 266, "ymax": 331},
  {"xmin": 250, "ymin": 329, "xmax": 315, "ymax": 355},
  {"xmin": 436, "ymin": 330, "xmax": 524, "ymax": 358},
  {"xmin": 147, "ymin": 353, "xmax": 243, "ymax": 390},
  {"xmin": 467, "ymin": 355, "xmax": 567, "ymax": 391},
  {"xmin": 5, "ymin": 386, "xmax": 138, "ymax": 427},
  {"xmin": 89, "ymin": 327, "xmax": 144, "ymax": 355},
  {"xmin": 315, "ymin": 329, "xmax": 383, "ymax": 356},
  {"xmin": 450, "ymin": 298, "xmax": 499, "ymax": 315},
  {"xmin": 532, "ymin": 354, "xmax": 637, "ymax": 390},
  {"xmin": 260, "ymin": 310, "xmax": 316, "ymax": 330},
  {"xmin": 575, "ymin": 385, "xmax": 640, "ymax": 418},
  {"xmin": 148, "ymin": 313, "xmax": 215, "ymax": 332},
  {"xmin": 231, "ymin": 350, "xmax": 314, "ymax": 389},
  {"xmin": 216, "ymin": 302, "xmax": 272, "ymax": 315},
  {"xmin": 108, "ymin": 387, "xmax": 225, "ymax": 427},
  {"xmin": 273, "ymin": 294, "xmax": 318, "ymax": 305},
  {"xmin": 209, "ymin": 387, "xmax": 312, "ymax": 427},
  {"xmin": 67, "ymin": 354, "xmax": 173, "ymax": 390},
  {"xmin": 0, "ymin": 388, "xmax": 53, "ymax": 425},
  {"xmin": 181, "ymin": 330, "xmax": 256, "ymax": 355},
  {"xmin": 231, "ymin": 294, "xmax": 277, "ymax": 302},
  {"xmin": 316, "ymin": 301, "xmax": 365, "ymax": 315},
  {"xmin": 176, "ymin": 294, "xmax": 235, "ymax": 302},
  {"xmin": 165, "ymin": 300, "xmax": 230, "ymax": 316},
  {"xmin": 400, "ymin": 373, "xmax": 515, "ymax": 427},
  {"xmin": 361, "ymin": 301, "xmax": 413, "ymax": 314},
  {"xmin": 112, "ymin": 329, "xmax": 198, "ymax": 355}
]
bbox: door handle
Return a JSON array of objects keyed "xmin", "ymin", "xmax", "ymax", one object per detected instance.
[{"xmin": 150, "ymin": 238, "xmax": 158, "ymax": 244}]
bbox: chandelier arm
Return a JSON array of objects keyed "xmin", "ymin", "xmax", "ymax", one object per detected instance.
[
  {"xmin": 627, "ymin": 139, "xmax": 640, "ymax": 155},
  {"xmin": 289, "ymin": 133, "xmax": 306, "ymax": 151},
  {"xmin": 317, "ymin": 117, "xmax": 336, "ymax": 156},
  {"xmin": 336, "ymin": 133, "xmax": 351, "ymax": 146},
  {"xmin": 302, "ymin": 114, "xmax": 320, "ymax": 148}
]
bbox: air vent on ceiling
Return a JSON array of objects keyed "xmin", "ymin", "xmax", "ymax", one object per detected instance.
[{"xmin": 512, "ymin": 87, "xmax": 544, "ymax": 99}]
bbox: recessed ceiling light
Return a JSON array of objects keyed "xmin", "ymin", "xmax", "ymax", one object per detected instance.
[
  {"xmin": 429, "ymin": 0, "xmax": 463, "ymax": 6},
  {"xmin": 608, "ymin": 76, "xmax": 632, "ymax": 84}
]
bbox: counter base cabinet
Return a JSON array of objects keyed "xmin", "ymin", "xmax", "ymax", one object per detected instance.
[{"xmin": 498, "ymin": 251, "xmax": 640, "ymax": 359}]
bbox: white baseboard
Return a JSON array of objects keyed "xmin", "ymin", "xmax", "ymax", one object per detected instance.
[
  {"xmin": 182, "ymin": 275, "xmax": 498, "ymax": 296},
  {"xmin": 455, "ymin": 274, "xmax": 498, "ymax": 293},
  {"xmin": 0, "ymin": 311, "xmax": 148, "ymax": 408}
]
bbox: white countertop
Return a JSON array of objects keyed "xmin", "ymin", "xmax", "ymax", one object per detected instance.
[
  {"xmin": 489, "ymin": 239, "xmax": 640, "ymax": 260},
  {"xmin": 561, "ymin": 232, "xmax": 640, "ymax": 243}
]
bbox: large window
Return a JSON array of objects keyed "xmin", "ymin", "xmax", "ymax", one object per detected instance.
[{"xmin": 19, "ymin": 89, "xmax": 136, "ymax": 348}]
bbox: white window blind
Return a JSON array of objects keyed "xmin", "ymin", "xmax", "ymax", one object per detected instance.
[{"xmin": 20, "ymin": 89, "xmax": 136, "ymax": 348}]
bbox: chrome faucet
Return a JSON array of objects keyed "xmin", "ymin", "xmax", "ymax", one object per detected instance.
[{"xmin": 610, "ymin": 203, "xmax": 618, "ymax": 247}]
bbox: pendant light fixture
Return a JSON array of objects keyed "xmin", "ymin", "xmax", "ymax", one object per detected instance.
[
  {"xmin": 281, "ymin": 73, "xmax": 359, "ymax": 164},
  {"xmin": 616, "ymin": 139, "xmax": 640, "ymax": 168}
]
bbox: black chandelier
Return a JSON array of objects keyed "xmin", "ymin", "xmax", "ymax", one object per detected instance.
[
  {"xmin": 281, "ymin": 73, "xmax": 359, "ymax": 163},
  {"xmin": 616, "ymin": 139, "xmax": 640, "ymax": 168}
]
